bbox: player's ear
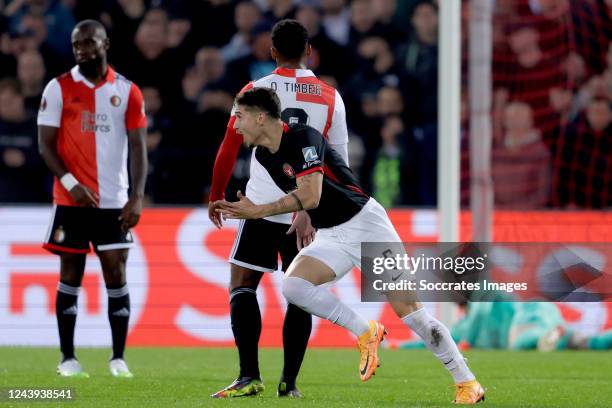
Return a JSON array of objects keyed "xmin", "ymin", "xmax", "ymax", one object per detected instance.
[
  {"xmin": 270, "ymin": 46, "xmax": 278, "ymax": 61},
  {"xmin": 103, "ymin": 37, "xmax": 110, "ymax": 51},
  {"xmin": 306, "ymin": 44, "xmax": 312, "ymax": 57}
]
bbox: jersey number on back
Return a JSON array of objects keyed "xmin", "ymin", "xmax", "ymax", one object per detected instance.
[{"xmin": 281, "ymin": 108, "xmax": 309, "ymax": 125}]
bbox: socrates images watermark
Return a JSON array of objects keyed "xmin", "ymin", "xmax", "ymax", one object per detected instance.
[
  {"xmin": 370, "ymin": 251, "xmax": 527, "ymax": 293},
  {"xmin": 359, "ymin": 242, "xmax": 539, "ymax": 302}
]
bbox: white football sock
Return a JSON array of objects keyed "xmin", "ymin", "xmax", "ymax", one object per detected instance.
[
  {"xmin": 402, "ymin": 307, "xmax": 475, "ymax": 383},
  {"xmin": 282, "ymin": 276, "xmax": 370, "ymax": 336}
]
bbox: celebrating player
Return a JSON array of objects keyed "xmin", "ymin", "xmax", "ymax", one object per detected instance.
[
  {"xmin": 37, "ymin": 20, "xmax": 147, "ymax": 378},
  {"xmin": 216, "ymin": 87, "xmax": 486, "ymax": 404},
  {"xmin": 208, "ymin": 20, "xmax": 349, "ymax": 398}
]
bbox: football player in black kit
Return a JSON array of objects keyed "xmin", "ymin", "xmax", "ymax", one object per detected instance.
[{"xmin": 215, "ymin": 87, "xmax": 484, "ymax": 404}]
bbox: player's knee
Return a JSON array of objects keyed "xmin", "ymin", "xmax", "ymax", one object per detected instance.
[
  {"xmin": 103, "ymin": 266, "xmax": 126, "ymax": 287},
  {"xmin": 59, "ymin": 253, "xmax": 86, "ymax": 285},
  {"xmin": 389, "ymin": 300, "xmax": 422, "ymax": 318},
  {"xmin": 229, "ymin": 265, "xmax": 262, "ymax": 291},
  {"xmin": 282, "ymin": 276, "xmax": 312, "ymax": 306}
]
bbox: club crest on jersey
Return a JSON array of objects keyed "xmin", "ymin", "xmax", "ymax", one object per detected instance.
[
  {"xmin": 110, "ymin": 95, "xmax": 121, "ymax": 107},
  {"xmin": 39, "ymin": 97, "xmax": 47, "ymax": 111},
  {"xmin": 302, "ymin": 146, "xmax": 318, "ymax": 162},
  {"xmin": 283, "ymin": 163, "xmax": 295, "ymax": 179},
  {"xmin": 54, "ymin": 226, "xmax": 66, "ymax": 243}
]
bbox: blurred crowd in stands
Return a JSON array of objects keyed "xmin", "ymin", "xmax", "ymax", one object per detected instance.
[{"xmin": 0, "ymin": 0, "xmax": 610, "ymax": 209}]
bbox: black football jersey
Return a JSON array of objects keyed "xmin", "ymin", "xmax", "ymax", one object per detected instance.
[{"xmin": 255, "ymin": 123, "xmax": 369, "ymax": 228}]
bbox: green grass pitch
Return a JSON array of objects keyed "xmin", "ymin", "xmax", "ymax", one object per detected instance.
[{"xmin": 1, "ymin": 347, "xmax": 611, "ymax": 407}]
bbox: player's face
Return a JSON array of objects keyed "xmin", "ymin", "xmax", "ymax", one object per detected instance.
[
  {"xmin": 234, "ymin": 106, "xmax": 263, "ymax": 147},
  {"xmin": 71, "ymin": 26, "xmax": 108, "ymax": 67}
]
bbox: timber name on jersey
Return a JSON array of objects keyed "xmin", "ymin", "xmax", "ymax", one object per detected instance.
[
  {"xmin": 37, "ymin": 66, "xmax": 147, "ymax": 208},
  {"xmin": 256, "ymin": 123, "xmax": 368, "ymax": 229},
  {"xmin": 210, "ymin": 67, "xmax": 349, "ymax": 224}
]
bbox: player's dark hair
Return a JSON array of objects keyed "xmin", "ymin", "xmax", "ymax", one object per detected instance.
[
  {"xmin": 236, "ymin": 87, "xmax": 281, "ymax": 119},
  {"xmin": 271, "ymin": 19, "xmax": 309, "ymax": 60}
]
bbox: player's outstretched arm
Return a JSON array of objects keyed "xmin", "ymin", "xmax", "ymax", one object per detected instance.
[
  {"xmin": 120, "ymin": 127, "xmax": 148, "ymax": 232},
  {"xmin": 216, "ymin": 172, "xmax": 323, "ymax": 219},
  {"xmin": 38, "ymin": 125, "xmax": 99, "ymax": 207}
]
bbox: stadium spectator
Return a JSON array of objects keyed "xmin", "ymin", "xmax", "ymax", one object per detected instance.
[
  {"xmin": 348, "ymin": 0, "xmax": 403, "ymax": 48},
  {"xmin": 320, "ymin": 0, "xmax": 351, "ymax": 46},
  {"xmin": 263, "ymin": 0, "xmax": 297, "ymax": 21},
  {"xmin": 519, "ymin": 0, "xmax": 607, "ymax": 75},
  {"xmin": 396, "ymin": 0, "xmax": 438, "ymax": 126},
  {"xmin": 345, "ymin": 36, "xmax": 402, "ymax": 121},
  {"xmin": 141, "ymin": 86, "xmax": 171, "ymax": 203},
  {"xmin": 492, "ymin": 102, "xmax": 551, "ymax": 209},
  {"xmin": 222, "ymin": 1, "xmax": 262, "ymax": 62},
  {"xmin": 117, "ymin": 8, "xmax": 186, "ymax": 112},
  {"xmin": 295, "ymin": 3, "xmax": 351, "ymax": 84},
  {"xmin": 197, "ymin": 0, "xmax": 237, "ymax": 48},
  {"xmin": 494, "ymin": 24, "xmax": 564, "ymax": 134},
  {"xmin": 101, "ymin": 0, "xmax": 146, "ymax": 65},
  {"xmin": 166, "ymin": 12, "xmax": 192, "ymax": 49},
  {"xmin": 16, "ymin": 49, "xmax": 45, "ymax": 115},
  {"xmin": 0, "ymin": 78, "xmax": 46, "ymax": 202},
  {"xmin": 371, "ymin": 115, "xmax": 404, "ymax": 207},
  {"xmin": 7, "ymin": 0, "xmax": 76, "ymax": 58},
  {"xmin": 0, "ymin": 15, "xmax": 18, "ymax": 78},
  {"xmin": 7, "ymin": 12, "xmax": 71, "ymax": 77},
  {"xmin": 225, "ymin": 21, "xmax": 275, "ymax": 92},
  {"xmin": 595, "ymin": 0, "xmax": 612, "ymax": 53},
  {"xmin": 573, "ymin": 42, "xmax": 612, "ymax": 119},
  {"xmin": 371, "ymin": 0, "xmax": 406, "ymax": 46},
  {"xmin": 182, "ymin": 46, "xmax": 226, "ymax": 103},
  {"xmin": 348, "ymin": 0, "xmax": 379, "ymax": 47},
  {"xmin": 555, "ymin": 98, "xmax": 612, "ymax": 208}
]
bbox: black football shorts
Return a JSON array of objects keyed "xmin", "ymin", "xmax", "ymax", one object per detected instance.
[
  {"xmin": 43, "ymin": 205, "xmax": 134, "ymax": 254},
  {"xmin": 229, "ymin": 218, "xmax": 298, "ymax": 272}
]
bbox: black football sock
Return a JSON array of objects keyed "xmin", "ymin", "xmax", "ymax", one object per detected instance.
[
  {"xmin": 281, "ymin": 303, "xmax": 312, "ymax": 389},
  {"xmin": 107, "ymin": 285, "xmax": 130, "ymax": 360},
  {"xmin": 56, "ymin": 281, "xmax": 80, "ymax": 361},
  {"xmin": 230, "ymin": 287, "xmax": 261, "ymax": 379}
]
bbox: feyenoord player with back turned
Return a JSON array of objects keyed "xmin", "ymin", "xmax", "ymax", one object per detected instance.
[
  {"xmin": 217, "ymin": 87, "xmax": 486, "ymax": 405},
  {"xmin": 208, "ymin": 20, "xmax": 350, "ymax": 398},
  {"xmin": 38, "ymin": 20, "xmax": 147, "ymax": 378}
]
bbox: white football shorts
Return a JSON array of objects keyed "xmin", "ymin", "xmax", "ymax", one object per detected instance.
[{"xmin": 297, "ymin": 198, "xmax": 403, "ymax": 279}]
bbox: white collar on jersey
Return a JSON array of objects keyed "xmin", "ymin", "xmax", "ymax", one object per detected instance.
[
  {"xmin": 70, "ymin": 65, "xmax": 116, "ymax": 88},
  {"xmin": 272, "ymin": 67, "xmax": 316, "ymax": 78}
]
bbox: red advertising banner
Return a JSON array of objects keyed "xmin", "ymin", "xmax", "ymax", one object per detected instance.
[{"xmin": 1, "ymin": 208, "xmax": 611, "ymax": 347}]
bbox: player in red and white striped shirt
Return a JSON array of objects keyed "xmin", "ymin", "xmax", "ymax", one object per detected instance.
[
  {"xmin": 209, "ymin": 20, "xmax": 349, "ymax": 398},
  {"xmin": 38, "ymin": 20, "xmax": 147, "ymax": 379}
]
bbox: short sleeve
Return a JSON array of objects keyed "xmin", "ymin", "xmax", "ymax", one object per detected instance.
[
  {"xmin": 125, "ymin": 83, "xmax": 147, "ymax": 131},
  {"xmin": 292, "ymin": 127, "xmax": 325, "ymax": 178},
  {"xmin": 37, "ymin": 79, "xmax": 63, "ymax": 128}
]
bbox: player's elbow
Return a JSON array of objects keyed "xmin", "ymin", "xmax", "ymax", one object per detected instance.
[
  {"xmin": 302, "ymin": 192, "xmax": 320, "ymax": 210},
  {"xmin": 38, "ymin": 140, "xmax": 50, "ymax": 158}
]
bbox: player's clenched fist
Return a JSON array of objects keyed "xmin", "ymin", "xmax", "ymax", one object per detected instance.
[
  {"xmin": 119, "ymin": 197, "xmax": 143, "ymax": 232},
  {"xmin": 69, "ymin": 184, "xmax": 99, "ymax": 208}
]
